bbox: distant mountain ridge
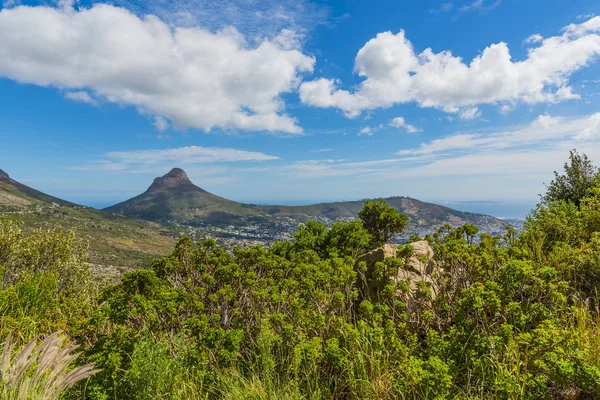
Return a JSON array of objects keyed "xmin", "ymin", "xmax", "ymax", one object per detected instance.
[
  {"xmin": 0, "ymin": 167, "xmax": 507, "ymax": 275},
  {"xmin": 104, "ymin": 168, "xmax": 505, "ymax": 230}
]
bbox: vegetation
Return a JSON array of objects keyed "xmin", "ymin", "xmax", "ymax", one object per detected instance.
[
  {"xmin": 543, "ymin": 150, "xmax": 600, "ymax": 207},
  {"xmin": 2, "ymin": 151, "xmax": 600, "ymax": 399},
  {"xmin": 0, "ymin": 170, "xmax": 176, "ymax": 281},
  {"xmin": 1, "ymin": 333, "xmax": 99, "ymax": 400},
  {"xmin": 358, "ymin": 198, "xmax": 408, "ymax": 247}
]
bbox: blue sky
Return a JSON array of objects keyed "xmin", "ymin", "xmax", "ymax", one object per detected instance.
[{"xmin": 1, "ymin": 0, "xmax": 600, "ymax": 211}]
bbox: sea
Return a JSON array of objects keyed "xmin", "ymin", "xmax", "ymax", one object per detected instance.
[{"xmin": 436, "ymin": 201, "xmax": 536, "ymax": 220}]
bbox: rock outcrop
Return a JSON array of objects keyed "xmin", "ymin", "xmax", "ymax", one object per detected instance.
[
  {"xmin": 147, "ymin": 168, "xmax": 198, "ymax": 192},
  {"xmin": 355, "ymin": 240, "xmax": 438, "ymax": 299}
]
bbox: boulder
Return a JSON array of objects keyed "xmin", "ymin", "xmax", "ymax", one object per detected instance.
[
  {"xmin": 355, "ymin": 243, "xmax": 399, "ymax": 268},
  {"xmin": 355, "ymin": 240, "xmax": 437, "ymax": 299},
  {"xmin": 405, "ymin": 240, "xmax": 436, "ymax": 275}
]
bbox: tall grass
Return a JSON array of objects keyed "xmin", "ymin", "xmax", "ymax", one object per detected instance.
[{"xmin": 0, "ymin": 332, "xmax": 99, "ymax": 400}]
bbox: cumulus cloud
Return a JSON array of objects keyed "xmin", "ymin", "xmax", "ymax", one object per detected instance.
[
  {"xmin": 299, "ymin": 17, "xmax": 600, "ymax": 119},
  {"xmin": 389, "ymin": 117, "xmax": 420, "ymax": 132},
  {"xmin": 0, "ymin": 3, "xmax": 315, "ymax": 133},
  {"xmin": 73, "ymin": 145, "xmax": 279, "ymax": 171}
]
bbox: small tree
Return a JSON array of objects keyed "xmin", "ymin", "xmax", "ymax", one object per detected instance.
[
  {"xmin": 358, "ymin": 198, "xmax": 408, "ymax": 248},
  {"xmin": 543, "ymin": 150, "xmax": 600, "ymax": 208},
  {"xmin": 463, "ymin": 223, "xmax": 479, "ymax": 245}
]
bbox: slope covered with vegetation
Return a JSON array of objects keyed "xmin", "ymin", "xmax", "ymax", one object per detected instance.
[
  {"xmin": 2, "ymin": 150, "xmax": 600, "ymax": 399},
  {"xmin": 0, "ymin": 169, "xmax": 175, "ymax": 281}
]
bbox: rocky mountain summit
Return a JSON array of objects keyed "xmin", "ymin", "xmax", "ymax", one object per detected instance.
[{"xmin": 147, "ymin": 168, "xmax": 198, "ymax": 191}]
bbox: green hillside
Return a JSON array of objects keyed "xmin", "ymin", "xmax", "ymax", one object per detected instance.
[
  {"xmin": 0, "ymin": 169, "xmax": 175, "ymax": 280},
  {"xmin": 0, "ymin": 169, "xmax": 75, "ymax": 208}
]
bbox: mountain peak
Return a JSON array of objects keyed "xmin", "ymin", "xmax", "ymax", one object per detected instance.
[
  {"xmin": 0, "ymin": 169, "xmax": 9, "ymax": 181},
  {"xmin": 164, "ymin": 168, "xmax": 188, "ymax": 180},
  {"xmin": 148, "ymin": 168, "xmax": 197, "ymax": 192}
]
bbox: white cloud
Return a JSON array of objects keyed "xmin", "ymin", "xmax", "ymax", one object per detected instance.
[
  {"xmin": 398, "ymin": 113, "xmax": 593, "ymax": 156},
  {"xmin": 153, "ymin": 116, "xmax": 170, "ymax": 132},
  {"xmin": 458, "ymin": 0, "xmax": 484, "ymax": 12},
  {"xmin": 389, "ymin": 117, "xmax": 406, "ymax": 128},
  {"xmin": 283, "ymin": 155, "xmax": 436, "ymax": 178},
  {"xmin": 575, "ymin": 113, "xmax": 600, "ymax": 140},
  {"xmin": 499, "ymin": 104, "xmax": 514, "ymax": 114},
  {"xmin": 398, "ymin": 133, "xmax": 487, "ymax": 156},
  {"xmin": 281, "ymin": 112, "xmax": 600, "ymax": 184},
  {"xmin": 0, "ymin": 4, "xmax": 315, "ymax": 134},
  {"xmin": 429, "ymin": 2, "xmax": 454, "ymax": 14},
  {"xmin": 64, "ymin": 90, "xmax": 98, "ymax": 106},
  {"xmin": 459, "ymin": 107, "xmax": 481, "ymax": 120},
  {"xmin": 391, "ymin": 148, "xmax": 579, "ymax": 178},
  {"xmin": 578, "ymin": 14, "xmax": 596, "ymax": 20},
  {"xmin": 523, "ymin": 33, "xmax": 543, "ymax": 44},
  {"xmin": 564, "ymin": 17, "xmax": 600, "ymax": 36},
  {"xmin": 359, "ymin": 126, "xmax": 373, "ymax": 136},
  {"xmin": 73, "ymin": 145, "xmax": 279, "ymax": 171},
  {"xmin": 358, "ymin": 124, "xmax": 385, "ymax": 136},
  {"xmin": 110, "ymin": 0, "xmax": 331, "ymax": 39},
  {"xmin": 532, "ymin": 113, "xmax": 563, "ymax": 128},
  {"xmin": 429, "ymin": 0, "xmax": 500, "ymax": 20},
  {"xmin": 389, "ymin": 117, "xmax": 420, "ymax": 132},
  {"xmin": 107, "ymin": 146, "xmax": 279, "ymax": 164},
  {"xmin": 300, "ymin": 17, "xmax": 600, "ymax": 118},
  {"xmin": 451, "ymin": 0, "xmax": 501, "ymax": 20}
]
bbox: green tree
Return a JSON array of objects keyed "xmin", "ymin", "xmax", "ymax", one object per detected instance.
[
  {"xmin": 543, "ymin": 149, "xmax": 600, "ymax": 207},
  {"xmin": 358, "ymin": 198, "xmax": 408, "ymax": 248},
  {"xmin": 462, "ymin": 223, "xmax": 479, "ymax": 244}
]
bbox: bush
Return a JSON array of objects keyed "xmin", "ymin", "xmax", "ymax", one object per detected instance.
[{"xmin": 3, "ymin": 151, "xmax": 600, "ymax": 399}]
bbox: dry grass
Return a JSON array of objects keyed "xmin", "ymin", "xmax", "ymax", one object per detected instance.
[{"xmin": 0, "ymin": 332, "xmax": 99, "ymax": 400}]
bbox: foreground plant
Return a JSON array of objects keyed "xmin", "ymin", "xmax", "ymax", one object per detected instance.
[{"xmin": 0, "ymin": 332, "xmax": 99, "ymax": 400}]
